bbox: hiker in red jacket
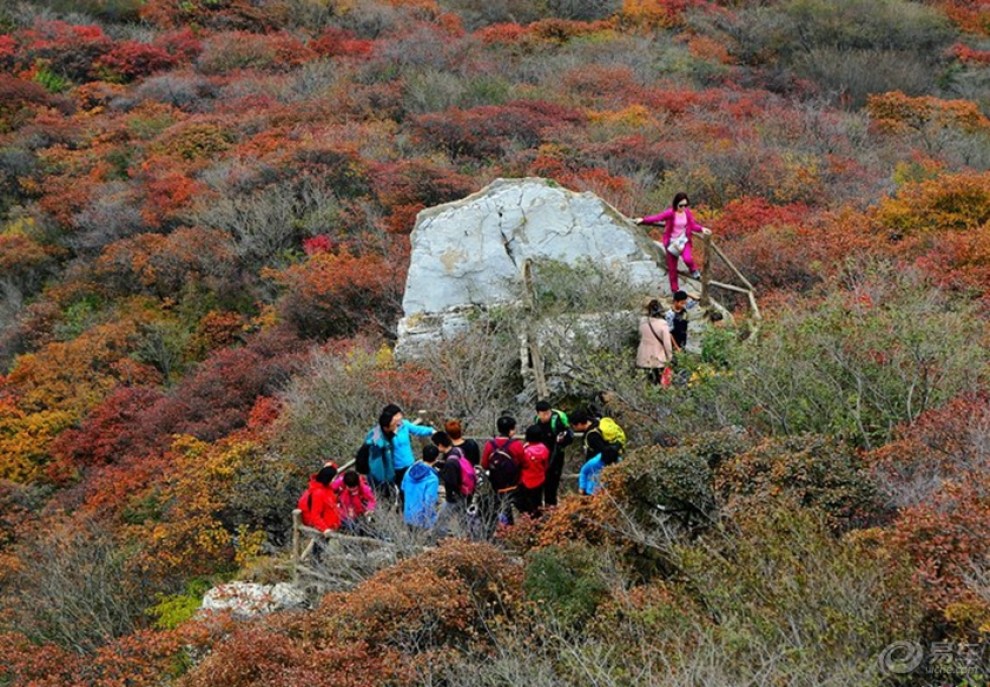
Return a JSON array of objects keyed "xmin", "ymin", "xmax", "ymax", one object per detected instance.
[
  {"xmin": 518, "ymin": 424, "xmax": 550, "ymax": 516},
  {"xmin": 298, "ymin": 463, "xmax": 341, "ymax": 533}
]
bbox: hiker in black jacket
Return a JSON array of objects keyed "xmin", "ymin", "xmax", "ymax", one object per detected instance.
[
  {"xmin": 569, "ymin": 410, "xmax": 608, "ymax": 461},
  {"xmin": 532, "ymin": 400, "xmax": 573, "ymax": 507}
]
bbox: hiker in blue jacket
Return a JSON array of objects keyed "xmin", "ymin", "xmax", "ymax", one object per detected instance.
[
  {"xmin": 364, "ymin": 404, "xmax": 435, "ymax": 491},
  {"xmin": 402, "ymin": 445, "xmax": 441, "ymax": 529},
  {"xmin": 578, "ymin": 445, "xmax": 621, "ymax": 496}
]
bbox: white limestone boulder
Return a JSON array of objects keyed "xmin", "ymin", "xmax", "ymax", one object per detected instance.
[{"xmin": 397, "ymin": 177, "xmax": 676, "ymax": 356}]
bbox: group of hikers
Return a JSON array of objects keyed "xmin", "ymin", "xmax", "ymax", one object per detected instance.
[
  {"xmin": 297, "ymin": 401, "xmax": 627, "ymax": 539},
  {"xmin": 296, "ymin": 192, "xmax": 712, "ymax": 540}
]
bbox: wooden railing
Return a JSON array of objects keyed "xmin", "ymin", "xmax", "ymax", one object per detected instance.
[{"xmin": 697, "ymin": 233, "xmax": 761, "ymax": 327}]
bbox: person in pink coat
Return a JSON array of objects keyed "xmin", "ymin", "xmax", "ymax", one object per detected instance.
[
  {"xmin": 634, "ymin": 192, "xmax": 712, "ymax": 294},
  {"xmin": 636, "ymin": 299, "xmax": 673, "ymax": 384},
  {"xmin": 331, "ymin": 470, "xmax": 376, "ymax": 534}
]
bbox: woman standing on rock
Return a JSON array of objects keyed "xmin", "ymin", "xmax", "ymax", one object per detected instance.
[{"xmin": 634, "ymin": 192, "xmax": 711, "ymax": 294}]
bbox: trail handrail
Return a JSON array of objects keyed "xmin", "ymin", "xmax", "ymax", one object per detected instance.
[{"xmin": 698, "ymin": 234, "xmax": 761, "ymax": 331}]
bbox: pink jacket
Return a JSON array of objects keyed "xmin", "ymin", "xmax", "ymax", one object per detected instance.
[
  {"xmin": 330, "ymin": 474, "xmax": 376, "ymax": 521},
  {"xmin": 641, "ymin": 208, "xmax": 705, "ymax": 248}
]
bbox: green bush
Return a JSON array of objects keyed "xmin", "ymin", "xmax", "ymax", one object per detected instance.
[
  {"xmin": 524, "ymin": 544, "xmax": 611, "ymax": 631},
  {"xmin": 709, "ymin": 262, "xmax": 987, "ymax": 449},
  {"xmin": 715, "ymin": 433, "xmax": 887, "ymax": 531}
]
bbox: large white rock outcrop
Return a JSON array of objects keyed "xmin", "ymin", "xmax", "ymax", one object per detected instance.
[{"xmin": 397, "ymin": 178, "xmax": 673, "ymax": 356}]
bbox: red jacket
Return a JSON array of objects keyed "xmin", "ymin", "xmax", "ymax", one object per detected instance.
[
  {"xmin": 331, "ymin": 474, "xmax": 376, "ymax": 521},
  {"xmin": 641, "ymin": 207, "xmax": 705, "ymax": 249},
  {"xmin": 298, "ymin": 476, "xmax": 341, "ymax": 532},
  {"xmin": 520, "ymin": 442, "xmax": 550, "ymax": 489},
  {"xmin": 481, "ymin": 436, "xmax": 525, "ymax": 470}
]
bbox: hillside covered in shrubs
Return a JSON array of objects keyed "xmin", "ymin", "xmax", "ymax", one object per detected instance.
[{"xmin": 0, "ymin": 0, "xmax": 989, "ymax": 684}]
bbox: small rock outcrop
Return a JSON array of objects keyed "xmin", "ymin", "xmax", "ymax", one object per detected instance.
[
  {"xmin": 200, "ymin": 581, "xmax": 307, "ymax": 618},
  {"xmin": 397, "ymin": 177, "xmax": 675, "ymax": 356}
]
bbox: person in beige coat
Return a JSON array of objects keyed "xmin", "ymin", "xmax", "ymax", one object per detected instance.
[{"xmin": 637, "ymin": 299, "xmax": 673, "ymax": 384}]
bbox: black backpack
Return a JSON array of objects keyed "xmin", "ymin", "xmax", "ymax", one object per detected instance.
[
  {"xmin": 486, "ymin": 438, "xmax": 520, "ymax": 493},
  {"xmin": 354, "ymin": 443, "xmax": 370, "ymax": 475}
]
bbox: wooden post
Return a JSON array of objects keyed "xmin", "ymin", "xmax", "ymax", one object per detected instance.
[
  {"xmin": 521, "ymin": 260, "xmax": 550, "ymax": 400},
  {"xmin": 700, "ymin": 234, "xmax": 713, "ymax": 307},
  {"xmin": 291, "ymin": 509, "xmax": 302, "ymax": 583}
]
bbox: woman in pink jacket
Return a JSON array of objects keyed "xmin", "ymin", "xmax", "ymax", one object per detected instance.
[{"xmin": 634, "ymin": 192, "xmax": 711, "ymax": 294}]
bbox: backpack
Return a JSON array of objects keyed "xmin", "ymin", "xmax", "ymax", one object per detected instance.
[
  {"xmin": 297, "ymin": 489, "xmax": 315, "ymax": 522},
  {"xmin": 354, "ymin": 443, "xmax": 370, "ymax": 475},
  {"xmin": 486, "ymin": 438, "xmax": 520, "ymax": 492},
  {"xmin": 452, "ymin": 449, "xmax": 476, "ymax": 496},
  {"xmin": 599, "ymin": 417, "xmax": 626, "ymax": 450}
]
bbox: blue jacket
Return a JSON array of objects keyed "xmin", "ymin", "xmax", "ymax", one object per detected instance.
[
  {"xmin": 579, "ymin": 454, "xmax": 606, "ymax": 496},
  {"xmin": 402, "ymin": 461, "xmax": 439, "ymax": 528},
  {"xmin": 392, "ymin": 420, "xmax": 435, "ymax": 471},
  {"xmin": 364, "ymin": 426, "xmax": 395, "ymax": 486}
]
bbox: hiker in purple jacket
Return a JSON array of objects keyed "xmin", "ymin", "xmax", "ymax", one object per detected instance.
[{"xmin": 634, "ymin": 192, "xmax": 711, "ymax": 294}]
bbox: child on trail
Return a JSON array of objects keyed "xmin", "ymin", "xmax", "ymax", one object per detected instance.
[
  {"xmin": 518, "ymin": 424, "xmax": 550, "ymax": 517},
  {"xmin": 401, "ymin": 445, "xmax": 441, "ymax": 530},
  {"xmin": 298, "ymin": 463, "xmax": 341, "ymax": 534},
  {"xmin": 579, "ymin": 445, "xmax": 621, "ymax": 496},
  {"xmin": 331, "ymin": 470, "xmax": 376, "ymax": 535},
  {"xmin": 666, "ymin": 290, "xmax": 695, "ymax": 352}
]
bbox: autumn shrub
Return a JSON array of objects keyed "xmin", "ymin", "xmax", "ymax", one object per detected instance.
[
  {"xmin": 265, "ymin": 248, "xmax": 402, "ymax": 339},
  {"xmin": 715, "ymin": 433, "xmax": 887, "ymax": 531},
  {"xmin": 869, "ymin": 393, "xmax": 990, "ymax": 509},
  {"xmin": 146, "ymin": 328, "xmax": 306, "ymax": 443},
  {"xmin": 49, "ymin": 385, "xmax": 164, "ymax": 468},
  {"xmin": 189, "ymin": 175, "xmax": 340, "ymax": 270},
  {"xmin": 412, "ymin": 100, "xmax": 585, "ymax": 160},
  {"xmin": 95, "ymin": 40, "xmax": 178, "ymax": 82},
  {"xmin": 412, "ymin": 311, "xmax": 521, "ymax": 431},
  {"xmin": 132, "ymin": 72, "xmax": 218, "ymax": 111},
  {"xmin": 13, "ymin": 20, "xmax": 114, "ymax": 83},
  {"xmin": 93, "ymin": 228, "xmax": 238, "ymax": 299},
  {"xmin": 3, "ymin": 515, "xmax": 147, "ymax": 652},
  {"xmin": 276, "ymin": 339, "xmax": 443, "ymax": 471},
  {"xmin": 523, "ymin": 544, "xmax": 612, "ymax": 631},
  {"xmin": 312, "ymin": 539, "xmax": 524, "ymax": 652},
  {"xmin": 708, "ymin": 262, "xmax": 988, "ymax": 449},
  {"xmin": 700, "ymin": 0, "xmax": 956, "ymax": 105}
]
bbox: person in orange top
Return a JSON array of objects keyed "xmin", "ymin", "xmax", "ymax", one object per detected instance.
[{"xmin": 517, "ymin": 424, "xmax": 550, "ymax": 516}]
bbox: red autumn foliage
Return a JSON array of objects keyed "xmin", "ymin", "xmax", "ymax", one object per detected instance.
[
  {"xmin": 715, "ymin": 196, "xmax": 812, "ymax": 240},
  {"xmin": 50, "ymin": 386, "xmax": 165, "ymax": 468},
  {"xmin": 146, "ymin": 329, "xmax": 307, "ymax": 442},
  {"xmin": 14, "ymin": 20, "xmax": 113, "ymax": 82},
  {"xmin": 412, "ymin": 100, "xmax": 586, "ymax": 159},
  {"xmin": 95, "ymin": 41, "xmax": 178, "ymax": 82},
  {"xmin": 309, "ymin": 28, "xmax": 375, "ymax": 58},
  {"xmin": 93, "ymin": 227, "xmax": 237, "ymax": 298},
  {"xmin": 266, "ymin": 249, "xmax": 402, "ymax": 339}
]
